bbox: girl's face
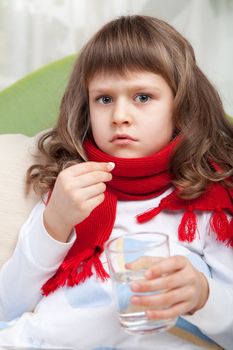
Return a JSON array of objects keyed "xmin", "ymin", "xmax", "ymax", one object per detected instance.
[{"xmin": 88, "ymin": 71, "xmax": 174, "ymax": 158}]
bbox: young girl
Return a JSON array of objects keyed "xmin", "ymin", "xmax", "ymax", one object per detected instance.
[{"xmin": 0, "ymin": 15, "xmax": 233, "ymax": 350}]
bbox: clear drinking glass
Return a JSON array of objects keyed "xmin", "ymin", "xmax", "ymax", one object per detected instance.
[{"xmin": 105, "ymin": 232, "xmax": 177, "ymax": 334}]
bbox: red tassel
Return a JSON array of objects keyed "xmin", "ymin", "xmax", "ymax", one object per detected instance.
[
  {"xmin": 178, "ymin": 207, "xmax": 197, "ymax": 242},
  {"xmin": 69, "ymin": 257, "xmax": 94, "ymax": 286},
  {"xmin": 41, "ymin": 268, "xmax": 71, "ymax": 296},
  {"xmin": 94, "ymin": 255, "xmax": 109, "ymax": 280},
  {"xmin": 210, "ymin": 209, "xmax": 230, "ymax": 242},
  {"xmin": 136, "ymin": 206, "xmax": 162, "ymax": 223},
  {"xmin": 41, "ymin": 249, "xmax": 94, "ymax": 296}
]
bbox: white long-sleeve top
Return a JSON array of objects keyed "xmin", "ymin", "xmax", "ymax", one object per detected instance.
[{"xmin": 0, "ymin": 188, "xmax": 233, "ymax": 350}]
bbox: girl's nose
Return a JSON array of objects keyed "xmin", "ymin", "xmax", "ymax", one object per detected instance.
[{"xmin": 112, "ymin": 101, "xmax": 133, "ymax": 125}]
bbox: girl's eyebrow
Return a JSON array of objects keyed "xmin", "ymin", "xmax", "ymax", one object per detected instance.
[
  {"xmin": 89, "ymin": 88, "xmax": 112, "ymax": 95},
  {"xmin": 89, "ymin": 84, "xmax": 162, "ymax": 95},
  {"xmin": 130, "ymin": 85, "xmax": 162, "ymax": 93}
]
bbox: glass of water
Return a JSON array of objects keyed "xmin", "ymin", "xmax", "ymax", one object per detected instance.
[{"xmin": 105, "ymin": 232, "xmax": 177, "ymax": 334}]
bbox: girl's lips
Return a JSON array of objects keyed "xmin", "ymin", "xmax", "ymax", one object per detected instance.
[
  {"xmin": 111, "ymin": 138, "xmax": 135, "ymax": 145},
  {"xmin": 111, "ymin": 134, "xmax": 137, "ymax": 145}
]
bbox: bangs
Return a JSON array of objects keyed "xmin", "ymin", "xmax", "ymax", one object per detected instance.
[{"xmin": 81, "ymin": 16, "xmax": 170, "ymax": 84}]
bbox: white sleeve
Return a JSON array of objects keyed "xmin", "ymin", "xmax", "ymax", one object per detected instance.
[
  {"xmin": 0, "ymin": 200, "xmax": 75, "ymax": 321},
  {"xmin": 184, "ymin": 213, "xmax": 233, "ymax": 350}
]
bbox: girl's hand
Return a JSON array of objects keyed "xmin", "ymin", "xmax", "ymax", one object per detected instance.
[
  {"xmin": 43, "ymin": 161, "xmax": 114, "ymax": 242},
  {"xmin": 129, "ymin": 255, "xmax": 209, "ymax": 320}
]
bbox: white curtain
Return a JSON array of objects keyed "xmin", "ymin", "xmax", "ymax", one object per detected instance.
[{"xmin": 0, "ymin": 0, "xmax": 233, "ymax": 115}]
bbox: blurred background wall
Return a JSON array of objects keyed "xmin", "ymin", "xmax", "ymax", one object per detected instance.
[{"xmin": 0, "ymin": 0, "xmax": 232, "ymax": 115}]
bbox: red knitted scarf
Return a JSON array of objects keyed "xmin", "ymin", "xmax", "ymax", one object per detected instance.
[{"xmin": 42, "ymin": 139, "xmax": 233, "ymax": 296}]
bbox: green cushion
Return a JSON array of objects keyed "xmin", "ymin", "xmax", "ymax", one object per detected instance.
[{"xmin": 0, "ymin": 55, "xmax": 76, "ymax": 136}]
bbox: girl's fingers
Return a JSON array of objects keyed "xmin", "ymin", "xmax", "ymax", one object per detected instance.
[
  {"xmin": 74, "ymin": 182, "xmax": 107, "ymax": 202},
  {"xmin": 72, "ymin": 170, "xmax": 112, "ymax": 188},
  {"xmin": 144, "ymin": 255, "xmax": 188, "ymax": 279},
  {"xmin": 61, "ymin": 161, "xmax": 115, "ymax": 177},
  {"xmin": 127, "ymin": 255, "xmax": 185, "ymax": 277},
  {"xmin": 126, "ymin": 257, "xmax": 164, "ymax": 271},
  {"xmin": 131, "ymin": 270, "xmax": 187, "ymax": 293},
  {"xmin": 131, "ymin": 286, "xmax": 192, "ymax": 310},
  {"xmin": 80, "ymin": 193, "xmax": 105, "ymax": 214},
  {"xmin": 146, "ymin": 301, "xmax": 191, "ymax": 320}
]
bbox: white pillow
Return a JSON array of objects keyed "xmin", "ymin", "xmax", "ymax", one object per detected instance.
[{"xmin": 0, "ymin": 133, "xmax": 43, "ymax": 268}]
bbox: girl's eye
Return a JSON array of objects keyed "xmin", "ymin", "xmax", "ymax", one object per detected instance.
[
  {"xmin": 97, "ymin": 96, "xmax": 112, "ymax": 104},
  {"xmin": 135, "ymin": 94, "xmax": 151, "ymax": 103}
]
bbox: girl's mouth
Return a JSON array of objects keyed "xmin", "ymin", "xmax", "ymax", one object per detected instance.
[{"xmin": 111, "ymin": 134, "xmax": 137, "ymax": 145}]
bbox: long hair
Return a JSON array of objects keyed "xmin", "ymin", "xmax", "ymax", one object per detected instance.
[{"xmin": 27, "ymin": 15, "xmax": 233, "ymax": 199}]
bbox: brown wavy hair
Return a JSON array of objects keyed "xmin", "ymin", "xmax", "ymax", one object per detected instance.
[{"xmin": 27, "ymin": 15, "xmax": 233, "ymax": 199}]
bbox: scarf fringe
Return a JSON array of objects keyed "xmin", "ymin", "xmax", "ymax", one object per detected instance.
[
  {"xmin": 94, "ymin": 255, "xmax": 109, "ymax": 280},
  {"xmin": 178, "ymin": 207, "xmax": 197, "ymax": 242},
  {"xmin": 136, "ymin": 205, "xmax": 162, "ymax": 223},
  {"xmin": 42, "ymin": 268, "xmax": 71, "ymax": 296},
  {"xmin": 210, "ymin": 209, "xmax": 231, "ymax": 242},
  {"xmin": 42, "ymin": 248, "xmax": 109, "ymax": 296},
  {"xmin": 42, "ymin": 249, "xmax": 94, "ymax": 296}
]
